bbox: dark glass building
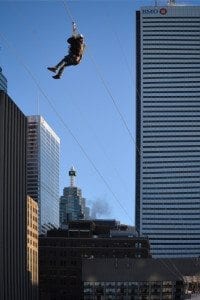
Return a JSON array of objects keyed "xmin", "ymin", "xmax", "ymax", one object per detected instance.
[{"xmin": 0, "ymin": 91, "xmax": 27, "ymax": 299}]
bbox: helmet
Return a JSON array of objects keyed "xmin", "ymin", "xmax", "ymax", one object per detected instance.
[{"xmin": 78, "ymin": 34, "xmax": 84, "ymax": 39}]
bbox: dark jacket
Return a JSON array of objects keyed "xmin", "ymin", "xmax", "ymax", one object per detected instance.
[{"xmin": 67, "ymin": 36, "xmax": 85, "ymax": 57}]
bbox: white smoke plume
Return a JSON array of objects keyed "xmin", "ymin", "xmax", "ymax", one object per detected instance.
[{"xmin": 90, "ymin": 198, "xmax": 111, "ymax": 219}]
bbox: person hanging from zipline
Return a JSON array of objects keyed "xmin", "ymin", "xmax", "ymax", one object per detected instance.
[{"xmin": 47, "ymin": 22, "xmax": 86, "ymax": 79}]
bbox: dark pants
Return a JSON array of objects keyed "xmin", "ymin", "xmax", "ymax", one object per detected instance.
[{"xmin": 55, "ymin": 55, "xmax": 79, "ymax": 77}]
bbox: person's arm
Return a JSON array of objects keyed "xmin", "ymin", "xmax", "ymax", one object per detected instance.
[{"xmin": 67, "ymin": 36, "xmax": 76, "ymax": 44}]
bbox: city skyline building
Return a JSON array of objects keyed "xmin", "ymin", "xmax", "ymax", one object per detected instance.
[
  {"xmin": 0, "ymin": 67, "xmax": 7, "ymax": 92},
  {"xmin": 39, "ymin": 220, "xmax": 150, "ymax": 299},
  {"xmin": 59, "ymin": 167, "xmax": 90, "ymax": 228},
  {"xmin": 0, "ymin": 91, "xmax": 27, "ymax": 299},
  {"xmin": 135, "ymin": 3, "xmax": 200, "ymax": 257},
  {"xmin": 27, "ymin": 115, "xmax": 60, "ymax": 234}
]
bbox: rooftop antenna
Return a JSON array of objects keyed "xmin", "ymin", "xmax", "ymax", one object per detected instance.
[
  {"xmin": 168, "ymin": 0, "xmax": 176, "ymax": 5},
  {"xmin": 69, "ymin": 166, "xmax": 76, "ymax": 187}
]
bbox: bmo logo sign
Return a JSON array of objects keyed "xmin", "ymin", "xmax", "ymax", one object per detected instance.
[
  {"xmin": 142, "ymin": 7, "xmax": 167, "ymax": 15},
  {"xmin": 142, "ymin": 9, "xmax": 159, "ymax": 14},
  {"xmin": 160, "ymin": 8, "xmax": 167, "ymax": 15}
]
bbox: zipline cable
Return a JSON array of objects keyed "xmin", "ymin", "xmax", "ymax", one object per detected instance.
[
  {"xmin": 1, "ymin": 5, "xmax": 192, "ymax": 276},
  {"xmin": 3, "ymin": 4, "xmax": 191, "ymax": 278},
  {"xmin": 66, "ymin": 92, "xmax": 134, "ymax": 198},
  {"xmin": 158, "ymin": 259, "xmax": 183, "ymax": 280},
  {"xmin": 0, "ymin": 30, "xmax": 133, "ymax": 224},
  {"xmin": 61, "ymin": 1, "xmax": 187, "ymax": 244},
  {"xmin": 106, "ymin": 12, "xmax": 133, "ymax": 83},
  {"xmin": 10, "ymin": 2, "xmax": 134, "ymax": 201},
  {"xmin": 62, "ymin": 0, "xmax": 137, "ymax": 147},
  {"xmin": 92, "ymin": 3, "xmax": 198, "ymax": 268},
  {"xmin": 60, "ymin": 1, "xmax": 198, "ymax": 276}
]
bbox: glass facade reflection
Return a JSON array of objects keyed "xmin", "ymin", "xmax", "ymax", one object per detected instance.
[
  {"xmin": 27, "ymin": 115, "xmax": 60, "ymax": 234},
  {"xmin": 0, "ymin": 67, "xmax": 7, "ymax": 92}
]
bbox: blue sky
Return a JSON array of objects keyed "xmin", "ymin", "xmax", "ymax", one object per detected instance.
[{"xmin": 0, "ymin": 0, "xmax": 199, "ymax": 225}]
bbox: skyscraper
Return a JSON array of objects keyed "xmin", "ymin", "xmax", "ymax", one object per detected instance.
[
  {"xmin": 0, "ymin": 91, "xmax": 27, "ymax": 299},
  {"xmin": 135, "ymin": 3, "xmax": 200, "ymax": 257},
  {"xmin": 0, "ymin": 67, "xmax": 7, "ymax": 92},
  {"xmin": 59, "ymin": 167, "xmax": 90, "ymax": 228},
  {"xmin": 27, "ymin": 115, "xmax": 60, "ymax": 234}
]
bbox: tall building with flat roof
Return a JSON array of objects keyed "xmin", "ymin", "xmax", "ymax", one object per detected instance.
[
  {"xmin": 27, "ymin": 115, "xmax": 60, "ymax": 234},
  {"xmin": 39, "ymin": 220, "xmax": 150, "ymax": 299},
  {"xmin": 0, "ymin": 91, "xmax": 27, "ymax": 299},
  {"xmin": 135, "ymin": 4, "xmax": 200, "ymax": 258},
  {"xmin": 0, "ymin": 67, "xmax": 7, "ymax": 92}
]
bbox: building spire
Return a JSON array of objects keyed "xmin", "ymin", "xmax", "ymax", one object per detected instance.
[{"xmin": 69, "ymin": 166, "xmax": 76, "ymax": 187}]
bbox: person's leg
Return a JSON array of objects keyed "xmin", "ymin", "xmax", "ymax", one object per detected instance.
[
  {"xmin": 53, "ymin": 56, "xmax": 75, "ymax": 79},
  {"xmin": 52, "ymin": 55, "xmax": 78, "ymax": 79},
  {"xmin": 47, "ymin": 57, "xmax": 66, "ymax": 73},
  {"xmin": 52, "ymin": 57, "xmax": 68, "ymax": 79},
  {"xmin": 55, "ymin": 57, "xmax": 66, "ymax": 69},
  {"xmin": 55, "ymin": 64, "xmax": 66, "ymax": 78},
  {"xmin": 63, "ymin": 55, "xmax": 77, "ymax": 67},
  {"xmin": 47, "ymin": 66, "xmax": 57, "ymax": 73}
]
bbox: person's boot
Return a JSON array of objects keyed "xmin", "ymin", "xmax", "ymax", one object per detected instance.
[
  {"xmin": 52, "ymin": 74, "xmax": 61, "ymax": 79},
  {"xmin": 47, "ymin": 67, "xmax": 57, "ymax": 73}
]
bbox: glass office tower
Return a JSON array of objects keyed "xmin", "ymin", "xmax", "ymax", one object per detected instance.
[
  {"xmin": 135, "ymin": 4, "xmax": 200, "ymax": 257},
  {"xmin": 27, "ymin": 115, "xmax": 60, "ymax": 234}
]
